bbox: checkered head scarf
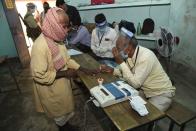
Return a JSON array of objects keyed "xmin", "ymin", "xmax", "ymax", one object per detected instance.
[{"xmin": 42, "ymin": 7, "xmax": 68, "ymax": 71}]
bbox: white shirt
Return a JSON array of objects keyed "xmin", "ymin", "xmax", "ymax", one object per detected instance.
[
  {"xmin": 91, "ymin": 27, "xmax": 117, "ymax": 58},
  {"xmin": 113, "ymin": 46, "xmax": 175, "ymax": 98},
  {"xmin": 114, "ymin": 24, "xmax": 119, "ymax": 34}
]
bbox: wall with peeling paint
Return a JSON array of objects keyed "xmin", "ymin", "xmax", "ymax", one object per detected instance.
[{"xmin": 169, "ymin": 0, "xmax": 196, "ymax": 70}]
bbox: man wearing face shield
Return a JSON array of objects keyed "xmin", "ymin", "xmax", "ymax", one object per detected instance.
[
  {"xmin": 91, "ymin": 13, "xmax": 118, "ymax": 66},
  {"xmin": 31, "ymin": 8, "xmax": 98, "ymax": 131},
  {"xmin": 24, "ymin": 3, "xmax": 41, "ymax": 41},
  {"xmin": 101, "ymin": 26, "xmax": 176, "ymax": 112}
]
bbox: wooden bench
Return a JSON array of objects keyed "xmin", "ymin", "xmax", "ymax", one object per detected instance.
[
  {"xmin": 166, "ymin": 101, "xmax": 196, "ymax": 131},
  {"xmin": 0, "ymin": 56, "xmax": 21, "ymax": 93}
]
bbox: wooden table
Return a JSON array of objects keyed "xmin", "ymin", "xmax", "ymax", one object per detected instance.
[{"xmin": 72, "ymin": 53, "xmax": 165, "ymax": 131}]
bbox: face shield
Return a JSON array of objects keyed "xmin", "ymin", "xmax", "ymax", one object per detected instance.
[
  {"xmin": 96, "ymin": 20, "xmax": 107, "ymax": 34},
  {"xmin": 117, "ymin": 27, "xmax": 134, "ymax": 59}
]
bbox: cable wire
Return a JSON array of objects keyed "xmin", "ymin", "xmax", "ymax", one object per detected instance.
[{"xmin": 83, "ymin": 97, "xmax": 95, "ymax": 131}]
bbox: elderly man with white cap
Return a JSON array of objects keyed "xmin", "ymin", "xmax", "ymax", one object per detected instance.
[{"xmin": 101, "ymin": 25, "xmax": 176, "ymax": 112}]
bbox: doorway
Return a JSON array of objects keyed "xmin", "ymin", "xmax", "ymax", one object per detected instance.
[{"xmin": 15, "ymin": 0, "xmax": 56, "ymax": 54}]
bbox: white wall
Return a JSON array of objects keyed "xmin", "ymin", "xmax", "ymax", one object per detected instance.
[
  {"xmin": 169, "ymin": 0, "xmax": 196, "ymax": 70},
  {"xmin": 79, "ymin": 5, "xmax": 170, "ymax": 29},
  {"xmin": 66, "ymin": 0, "xmax": 90, "ymax": 6},
  {"xmin": 66, "ymin": 0, "xmax": 171, "ymax": 29},
  {"xmin": 66, "ymin": 0, "xmax": 169, "ymax": 7}
]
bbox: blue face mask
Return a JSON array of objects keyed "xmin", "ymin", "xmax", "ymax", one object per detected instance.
[
  {"xmin": 97, "ymin": 26, "xmax": 106, "ymax": 33},
  {"xmin": 120, "ymin": 51, "xmax": 128, "ymax": 60}
]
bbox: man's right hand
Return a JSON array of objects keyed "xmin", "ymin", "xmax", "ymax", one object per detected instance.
[
  {"xmin": 100, "ymin": 65, "xmax": 114, "ymax": 74},
  {"xmin": 112, "ymin": 47, "xmax": 124, "ymax": 64}
]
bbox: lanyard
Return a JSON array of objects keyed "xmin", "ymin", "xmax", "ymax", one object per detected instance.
[
  {"xmin": 127, "ymin": 46, "xmax": 140, "ymax": 74},
  {"xmin": 98, "ymin": 32, "xmax": 105, "ymax": 46}
]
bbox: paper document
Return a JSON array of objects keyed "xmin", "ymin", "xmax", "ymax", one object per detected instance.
[
  {"xmin": 68, "ymin": 49, "xmax": 83, "ymax": 56},
  {"xmin": 130, "ymin": 96, "xmax": 147, "ymax": 105},
  {"xmin": 129, "ymin": 96, "xmax": 148, "ymax": 116}
]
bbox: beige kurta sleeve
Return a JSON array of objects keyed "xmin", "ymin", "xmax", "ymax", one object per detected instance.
[
  {"xmin": 113, "ymin": 68, "xmax": 122, "ymax": 77},
  {"xmin": 66, "ymin": 57, "xmax": 80, "ymax": 70},
  {"xmin": 31, "ymin": 46, "xmax": 56, "ymax": 85},
  {"xmin": 120, "ymin": 59, "xmax": 153, "ymax": 88},
  {"xmin": 118, "ymin": 58, "xmax": 154, "ymax": 89},
  {"xmin": 64, "ymin": 47, "xmax": 80, "ymax": 70}
]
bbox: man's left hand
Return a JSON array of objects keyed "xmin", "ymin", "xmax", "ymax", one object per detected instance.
[
  {"xmin": 79, "ymin": 67, "xmax": 100, "ymax": 76},
  {"xmin": 112, "ymin": 47, "xmax": 123, "ymax": 64}
]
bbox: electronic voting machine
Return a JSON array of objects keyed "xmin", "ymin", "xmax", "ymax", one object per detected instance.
[{"xmin": 90, "ymin": 81, "xmax": 139, "ymax": 107}]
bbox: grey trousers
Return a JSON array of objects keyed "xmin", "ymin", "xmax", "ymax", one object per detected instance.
[
  {"xmin": 148, "ymin": 92, "xmax": 174, "ymax": 112},
  {"xmin": 139, "ymin": 91, "xmax": 174, "ymax": 112}
]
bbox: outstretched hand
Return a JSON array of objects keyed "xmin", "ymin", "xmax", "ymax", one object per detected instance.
[
  {"xmin": 79, "ymin": 67, "xmax": 100, "ymax": 76},
  {"xmin": 100, "ymin": 64, "xmax": 114, "ymax": 74}
]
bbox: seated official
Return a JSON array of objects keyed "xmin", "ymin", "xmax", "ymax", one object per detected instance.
[
  {"xmin": 68, "ymin": 19, "xmax": 91, "ymax": 53},
  {"xmin": 101, "ymin": 27, "xmax": 176, "ymax": 112},
  {"xmin": 91, "ymin": 13, "xmax": 118, "ymax": 67}
]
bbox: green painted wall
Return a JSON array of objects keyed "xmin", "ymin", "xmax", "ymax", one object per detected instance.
[{"xmin": 0, "ymin": 1, "xmax": 17, "ymax": 57}]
